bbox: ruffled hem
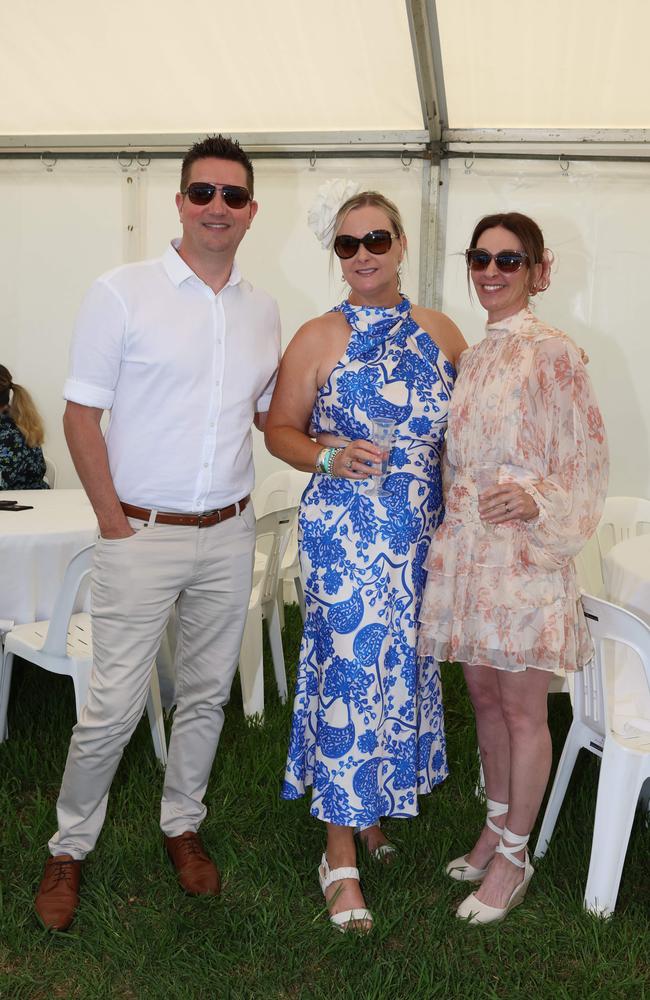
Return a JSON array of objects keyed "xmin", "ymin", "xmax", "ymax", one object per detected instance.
[
  {"xmin": 417, "ymin": 634, "xmax": 591, "ymax": 673},
  {"xmin": 419, "ymin": 522, "xmax": 592, "ymax": 672},
  {"xmin": 418, "ymin": 596, "xmax": 593, "ymax": 673}
]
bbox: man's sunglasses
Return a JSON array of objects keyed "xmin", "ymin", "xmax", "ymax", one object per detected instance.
[
  {"xmin": 465, "ymin": 249, "xmax": 529, "ymax": 273},
  {"xmin": 333, "ymin": 230, "xmax": 401, "ymax": 260},
  {"xmin": 181, "ymin": 182, "xmax": 252, "ymax": 210}
]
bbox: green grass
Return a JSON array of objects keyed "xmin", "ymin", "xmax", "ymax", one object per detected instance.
[{"xmin": 1, "ymin": 605, "xmax": 648, "ymax": 1000}]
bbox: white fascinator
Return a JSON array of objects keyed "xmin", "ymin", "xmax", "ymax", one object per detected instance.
[{"xmin": 307, "ymin": 178, "xmax": 362, "ymax": 250}]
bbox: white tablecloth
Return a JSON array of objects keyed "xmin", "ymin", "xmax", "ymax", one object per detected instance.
[
  {"xmin": 0, "ymin": 489, "xmax": 180, "ymax": 707},
  {"xmin": 602, "ymin": 534, "xmax": 650, "ymax": 739},
  {"xmin": 0, "ymin": 489, "xmax": 97, "ymax": 627}
]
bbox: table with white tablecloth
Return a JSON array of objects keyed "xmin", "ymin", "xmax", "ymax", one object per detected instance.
[
  {"xmin": 0, "ymin": 489, "xmax": 97, "ymax": 628},
  {"xmin": 602, "ymin": 533, "xmax": 650, "ymax": 738},
  {"xmin": 0, "ymin": 488, "xmax": 179, "ymax": 710}
]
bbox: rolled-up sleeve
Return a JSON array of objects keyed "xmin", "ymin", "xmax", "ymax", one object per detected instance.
[
  {"xmin": 63, "ymin": 279, "xmax": 127, "ymax": 410},
  {"xmin": 523, "ymin": 337, "xmax": 609, "ymax": 570}
]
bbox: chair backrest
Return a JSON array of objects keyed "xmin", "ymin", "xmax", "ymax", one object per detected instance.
[
  {"xmin": 253, "ymin": 469, "xmax": 310, "ymax": 515},
  {"xmin": 41, "ymin": 543, "xmax": 95, "ymax": 655},
  {"xmin": 574, "ymin": 532, "xmax": 605, "ymax": 596},
  {"xmin": 597, "ymin": 496, "xmax": 650, "ymax": 558},
  {"xmin": 43, "ymin": 454, "xmax": 57, "ymax": 488},
  {"xmin": 580, "ymin": 593, "xmax": 650, "ymax": 735},
  {"xmin": 250, "ymin": 530, "xmax": 275, "ymax": 610},
  {"xmin": 255, "ymin": 506, "xmax": 296, "ymax": 606}
]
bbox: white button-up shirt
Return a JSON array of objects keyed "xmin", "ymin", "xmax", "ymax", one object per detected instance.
[{"xmin": 64, "ymin": 241, "xmax": 281, "ymax": 511}]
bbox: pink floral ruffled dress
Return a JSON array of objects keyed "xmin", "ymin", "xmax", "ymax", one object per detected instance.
[{"xmin": 418, "ymin": 307, "xmax": 609, "ymax": 673}]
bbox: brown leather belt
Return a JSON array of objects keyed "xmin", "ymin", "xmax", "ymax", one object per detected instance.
[{"xmin": 120, "ymin": 495, "xmax": 249, "ymax": 528}]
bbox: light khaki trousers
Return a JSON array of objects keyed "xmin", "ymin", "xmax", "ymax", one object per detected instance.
[{"xmin": 49, "ymin": 503, "xmax": 256, "ymax": 859}]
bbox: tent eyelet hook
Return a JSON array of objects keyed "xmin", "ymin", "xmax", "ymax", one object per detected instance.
[
  {"xmin": 117, "ymin": 151, "xmax": 134, "ymax": 172},
  {"xmin": 41, "ymin": 152, "xmax": 57, "ymax": 172}
]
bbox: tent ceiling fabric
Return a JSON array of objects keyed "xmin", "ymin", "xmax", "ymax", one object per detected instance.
[
  {"xmin": 436, "ymin": 0, "xmax": 650, "ymax": 129},
  {"xmin": 0, "ymin": 0, "xmax": 422, "ymax": 136}
]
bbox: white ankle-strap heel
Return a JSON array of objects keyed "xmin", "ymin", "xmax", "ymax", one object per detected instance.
[
  {"xmin": 445, "ymin": 798, "xmax": 508, "ymax": 883},
  {"xmin": 456, "ymin": 826, "xmax": 535, "ymax": 925}
]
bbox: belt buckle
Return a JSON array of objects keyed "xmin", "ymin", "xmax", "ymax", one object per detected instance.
[{"xmin": 198, "ymin": 509, "xmax": 221, "ymax": 528}]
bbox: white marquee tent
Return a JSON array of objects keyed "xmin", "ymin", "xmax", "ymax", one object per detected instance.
[{"xmin": 1, "ymin": 0, "xmax": 649, "ymax": 494}]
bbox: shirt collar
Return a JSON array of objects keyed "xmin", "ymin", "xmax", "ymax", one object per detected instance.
[{"xmin": 163, "ymin": 239, "xmax": 242, "ymax": 289}]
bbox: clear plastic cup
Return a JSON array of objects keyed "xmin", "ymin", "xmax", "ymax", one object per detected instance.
[{"xmin": 369, "ymin": 418, "xmax": 397, "ymax": 495}]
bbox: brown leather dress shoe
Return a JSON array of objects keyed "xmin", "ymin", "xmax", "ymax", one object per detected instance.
[
  {"xmin": 35, "ymin": 854, "xmax": 82, "ymax": 931},
  {"xmin": 165, "ymin": 831, "xmax": 221, "ymax": 896}
]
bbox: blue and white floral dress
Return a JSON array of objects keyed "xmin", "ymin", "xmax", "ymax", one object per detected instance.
[{"xmin": 281, "ymin": 297, "xmax": 456, "ymax": 826}]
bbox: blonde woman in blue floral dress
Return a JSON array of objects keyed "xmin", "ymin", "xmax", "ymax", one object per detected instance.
[{"xmin": 265, "ymin": 190, "xmax": 466, "ymax": 931}]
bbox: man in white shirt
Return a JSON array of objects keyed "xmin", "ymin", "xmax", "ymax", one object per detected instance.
[{"xmin": 35, "ymin": 135, "xmax": 281, "ymax": 931}]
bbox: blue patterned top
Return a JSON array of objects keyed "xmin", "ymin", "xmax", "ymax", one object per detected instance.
[{"xmin": 0, "ymin": 414, "xmax": 48, "ymax": 490}]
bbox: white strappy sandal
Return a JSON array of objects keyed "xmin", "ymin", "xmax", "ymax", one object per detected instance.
[
  {"xmin": 356, "ymin": 820, "xmax": 397, "ymax": 863},
  {"xmin": 318, "ymin": 853, "xmax": 373, "ymax": 933},
  {"xmin": 456, "ymin": 827, "xmax": 535, "ymax": 925},
  {"xmin": 445, "ymin": 798, "xmax": 508, "ymax": 882}
]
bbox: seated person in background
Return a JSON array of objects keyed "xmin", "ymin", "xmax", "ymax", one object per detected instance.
[{"xmin": 0, "ymin": 364, "xmax": 49, "ymax": 489}]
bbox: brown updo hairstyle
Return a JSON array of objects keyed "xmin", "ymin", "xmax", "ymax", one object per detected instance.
[
  {"xmin": 0, "ymin": 365, "xmax": 45, "ymax": 448},
  {"xmin": 468, "ymin": 212, "xmax": 553, "ymax": 297}
]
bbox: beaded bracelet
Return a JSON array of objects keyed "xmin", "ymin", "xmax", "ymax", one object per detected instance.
[{"xmin": 324, "ymin": 447, "xmax": 343, "ymax": 476}]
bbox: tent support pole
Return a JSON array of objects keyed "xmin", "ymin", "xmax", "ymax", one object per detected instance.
[
  {"xmin": 418, "ymin": 156, "xmax": 446, "ymax": 310},
  {"xmin": 407, "ymin": 0, "xmax": 448, "ymax": 309}
]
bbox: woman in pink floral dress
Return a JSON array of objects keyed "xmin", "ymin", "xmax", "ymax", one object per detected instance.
[{"xmin": 418, "ymin": 212, "xmax": 609, "ymax": 924}]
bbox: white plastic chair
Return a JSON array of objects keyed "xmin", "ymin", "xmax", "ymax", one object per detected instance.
[
  {"xmin": 43, "ymin": 454, "xmax": 57, "ymax": 488},
  {"xmin": 597, "ymin": 496, "xmax": 650, "ymax": 560},
  {"xmin": 253, "ymin": 469, "xmax": 310, "ymax": 621},
  {"xmin": 238, "ymin": 506, "xmax": 294, "ymax": 719},
  {"xmin": 574, "ymin": 531, "xmax": 605, "ymax": 597},
  {"xmin": 0, "ymin": 543, "xmax": 167, "ymax": 765},
  {"xmin": 534, "ymin": 594, "xmax": 650, "ymax": 916}
]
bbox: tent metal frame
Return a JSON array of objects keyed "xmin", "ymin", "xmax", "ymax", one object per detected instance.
[
  {"xmin": 3, "ymin": 1, "xmax": 650, "ymax": 307},
  {"xmin": 0, "ymin": 131, "xmax": 431, "ymax": 155},
  {"xmin": 406, "ymin": 1, "xmax": 650, "ymax": 307}
]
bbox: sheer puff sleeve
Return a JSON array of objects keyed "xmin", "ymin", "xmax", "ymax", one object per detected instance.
[{"xmin": 521, "ymin": 334, "xmax": 609, "ymax": 571}]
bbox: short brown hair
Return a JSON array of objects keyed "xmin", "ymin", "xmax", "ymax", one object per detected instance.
[{"xmin": 180, "ymin": 134, "xmax": 254, "ymax": 195}]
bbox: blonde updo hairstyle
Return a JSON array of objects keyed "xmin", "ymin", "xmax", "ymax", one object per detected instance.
[{"xmin": 0, "ymin": 365, "xmax": 45, "ymax": 448}]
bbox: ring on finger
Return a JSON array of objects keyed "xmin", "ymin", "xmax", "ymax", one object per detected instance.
[{"xmin": 346, "ymin": 458, "xmax": 353, "ymax": 470}]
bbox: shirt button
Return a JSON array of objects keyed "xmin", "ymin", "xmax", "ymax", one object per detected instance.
[{"xmin": 203, "ymin": 463, "xmax": 208, "ymax": 468}]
